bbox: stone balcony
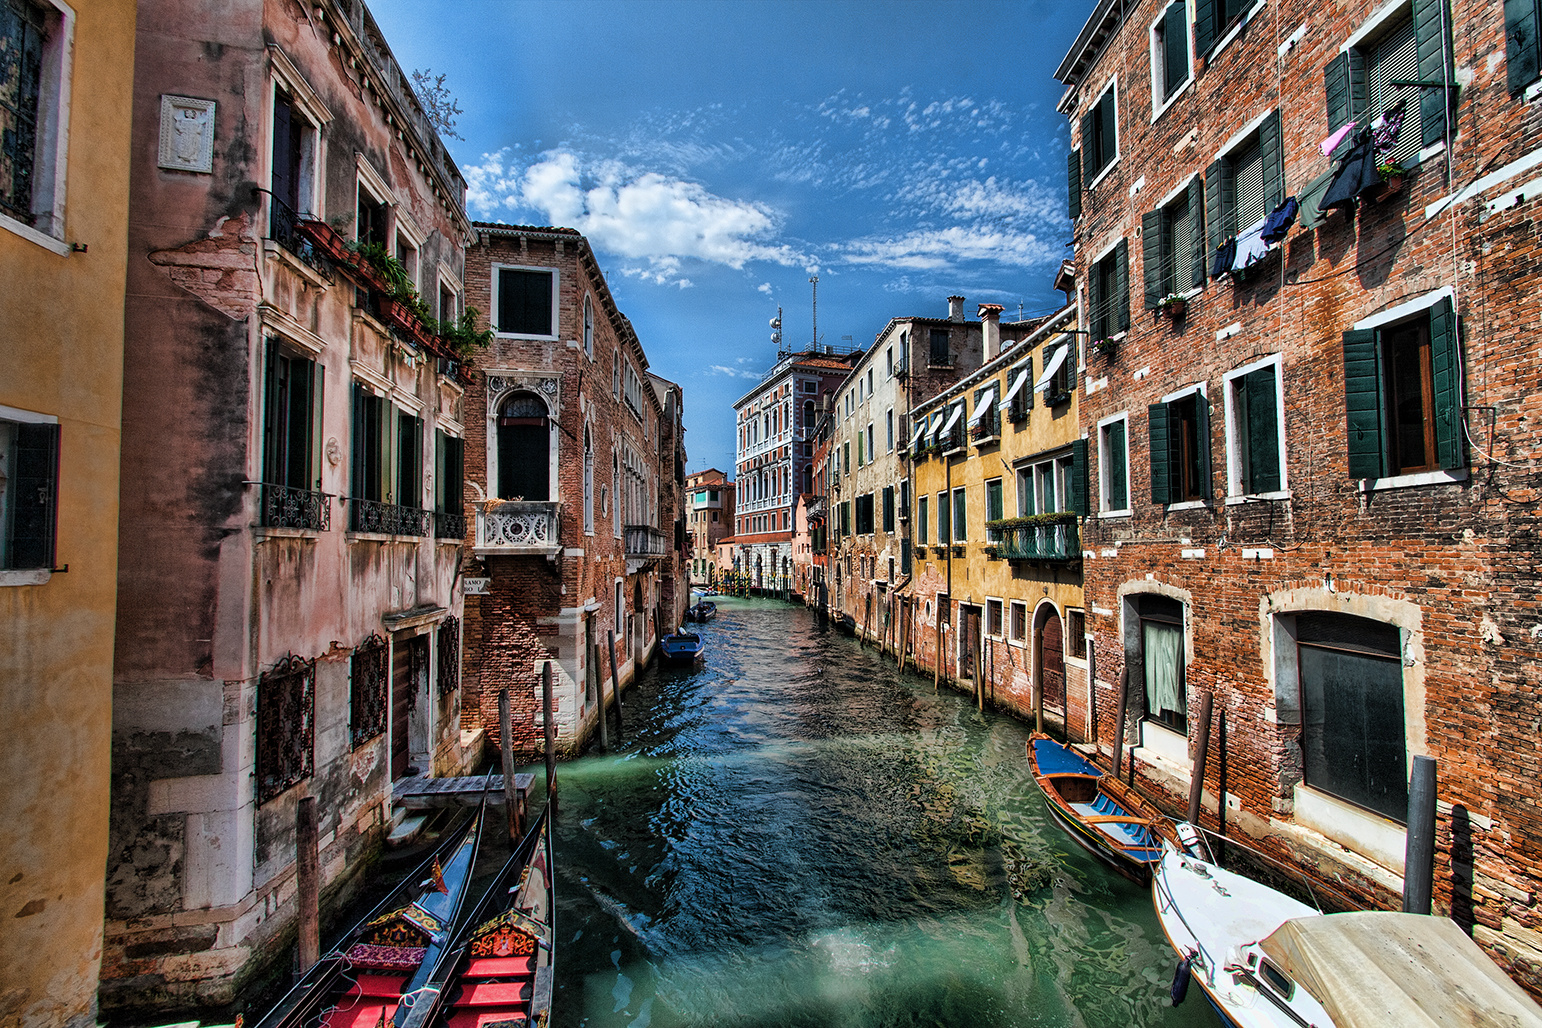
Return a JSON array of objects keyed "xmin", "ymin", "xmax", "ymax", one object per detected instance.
[
  {"xmin": 475, "ymin": 500, "xmax": 561, "ymax": 558},
  {"xmin": 625, "ymin": 524, "xmax": 670, "ymax": 562}
]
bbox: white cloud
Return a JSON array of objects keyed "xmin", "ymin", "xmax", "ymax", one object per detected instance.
[
  {"xmin": 757, "ymin": 282, "xmax": 773, "ymax": 295},
  {"xmin": 838, "ymin": 226, "xmax": 1057, "ymax": 272},
  {"xmin": 707, "ymin": 364, "xmax": 761, "ymax": 379}
]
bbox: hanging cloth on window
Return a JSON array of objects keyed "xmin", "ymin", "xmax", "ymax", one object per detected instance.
[
  {"xmin": 1319, "ymin": 131, "xmax": 1382, "ymax": 215},
  {"xmin": 1143, "ymin": 621, "xmax": 1183, "ymax": 717},
  {"xmin": 1260, "ymin": 196, "xmax": 1299, "ymax": 244},
  {"xmin": 1297, "ymin": 168, "xmax": 1337, "ymax": 230},
  {"xmin": 1231, "ymin": 221, "xmax": 1271, "ymax": 274},
  {"xmin": 1320, "ymin": 121, "xmax": 1357, "ymax": 157},
  {"xmin": 1209, "ymin": 236, "xmax": 1237, "ymax": 280},
  {"xmin": 1370, "ymin": 99, "xmax": 1408, "ymax": 156}
]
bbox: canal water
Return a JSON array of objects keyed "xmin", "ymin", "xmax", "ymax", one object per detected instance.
[{"xmin": 544, "ymin": 596, "xmax": 1217, "ymax": 1028}]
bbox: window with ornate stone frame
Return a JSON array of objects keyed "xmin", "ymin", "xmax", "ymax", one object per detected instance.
[
  {"xmin": 257, "ymin": 653, "xmax": 315, "ymax": 804},
  {"xmin": 349, "ymin": 632, "xmax": 388, "ymax": 749}
]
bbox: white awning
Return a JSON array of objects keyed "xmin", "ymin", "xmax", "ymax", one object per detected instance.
[
  {"xmin": 999, "ymin": 365, "xmax": 1031, "ymax": 411},
  {"xmin": 909, "ymin": 418, "xmax": 929, "ymax": 450},
  {"xmin": 967, "ymin": 384, "xmax": 997, "ymax": 427},
  {"xmin": 1034, "ymin": 345, "xmax": 1069, "ymax": 393},
  {"xmin": 936, "ymin": 401, "xmax": 964, "ymax": 443}
]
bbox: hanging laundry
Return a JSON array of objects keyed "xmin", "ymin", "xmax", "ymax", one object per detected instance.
[
  {"xmin": 1319, "ymin": 131, "xmax": 1383, "ymax": 215},
  {"xmin": 1371, "ymin": 100, "xmax": 1407, "ymax": 155},
  {"xmin": 1210, "ymin": 237, "xmax": 1237, "ymax": 280},
  {"xmin": 1260, "ymin": 196, "xmax": 1300, "ymax": 244},
  {"xmin": 1320, "ymin": 121, "xmax": 1357, "ymax": 156},
  {"xmin": 1297, "ymin": 168, "xmax": 1337, "ymax": 229},
  {"xmin": 1231, "ymin": 221, "xmax": 1270, "ymax": 274}
]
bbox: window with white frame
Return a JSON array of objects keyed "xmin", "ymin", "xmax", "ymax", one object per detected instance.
[
  {"xmin": 1098, "ymin": 413, "xmax": 1130, "ymax": 513},
  {"xmin": 986, "ymin": 598, "xmax": 1004, "ymax": 639},
  {"xmin": 493, "ymin": 265, "xmax": 558, "ymax": 338},
  {"xmin": 1016, "ymin": 450, "xmax": 1080, "ymax": 515},
  {"xmin": 1149, "ymin": 385, "xmax": 1212, "ymax": 504},
  {"xmin": 0, "ymin": 0, "xmax": 72, "ymax": 245},
  {"xmin": 1080, "ymin": 76, "xmax": 1119, "ymax": 185},
  {"xmin": 583, "ymin": 294, "xmax": 594, "ymax": 357},
  {"xmin": 355, "ymin": 170, "xmax": 389, "ymax": 248},
  {"xmin": 1009, "ymin": 600, "xmax": 1028, "ymax": 646},
  {"xmin": 1151, "ymin": 1, "xmax": 1191, "ymax": 110},
  {"xmin": 0, "ymin": 405, "xmax": 59, "ymax": 573},
  {"xmin": 1328, "ymin": 2, "xmax": 1453, "ymax": 163},
  {"xmin": 1224, "ymin": 356, "xmax": 1285, "ymax": 496},
  {"xmin": 269, "ymin": 84, "xmax": 321, "ymax": 242},
  {"xmin": 1142, "ymin": 178, "xmax": 1206, "ymax": 306},
  {"xmin": 394, "ymin": 222, "xmax": 421, "ymax": 292}
]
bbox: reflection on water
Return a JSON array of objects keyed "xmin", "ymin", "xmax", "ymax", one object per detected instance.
[{"xmin": 546, "ymin": 598, "xmax": 1216, "ymax": 1028}]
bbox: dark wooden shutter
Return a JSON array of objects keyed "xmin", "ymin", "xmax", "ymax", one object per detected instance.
[
  {"xmin": 262, "ymin": 338, "xmax": 280, "ymax": 485},
  {"xmin": 1069, "ymin": 438, "xmax": 1090, "ymax": 516},
  {"xmin": 1194, "ymin": 0, "xmax": 1217, "ymax": 58},
  {"xmin": 1187, "ymin": 176, "xmax": 1207, "ymax": 289},
  {"xmin": 1194, "ymin": 391, "xmax": 1213, "ymax": 500},
  {"xmin": 1414, "ymin": 0, "xmax": 1454, "ymax": 147},
  {"xmin": 1428, "ymin": 297, "xmax": 1463, "ymax": 469},
  {"xmin": 1507, "ymin": 0, "xmax": 1541, "ymax": 96},
  {"xmin": 1164, "ymin": 1, "xmax": 1189, "ymax": 98},
  {"xmin": 1343, "ymin": 328, "xmax": 1385, "ymax": 479},
  {"xmin": 1087, "ymin": 256, "xmax": 1104, "ymax": 339},
  {"xmin": 1142, "ymin": 208, "xmax": 1164, "ymax": 310},
  {"xmin": 309, "ymin": 361, "xmax": 324, "ymax": 491},
  {"xmin": 1068, "ymin": 147, "xmax": 1082, "ymax": 220},
  {"xmin": 1081, "ymin": 111, "xmax": 1098, "ymax": 183},
  {"xmin": 1099, "ymin": 88, "xmax": 1118, "ymax": 166},
  {"xmin": 1109, "ymin": 419, "xmax": 1128, "ymax": 509},
  {"xmin": 10, "ymin": 422, "xmax": 59, "ymax": 570},
  {"xmin": 1259, "ymin": 109, "xmax": 1284, "ymax": 213},
  {"xmin": 350, "ymin": 381, "xmax": 365, "ymax": 499},
  {"xmin": 1205, "ymin": 159, "xmax": 1228, "ymax": 254},
  {"xmin": 1148, "ymin": 403, "xmax": 1171, "ymax": 504},
  {"xmin": 1247, "ymin": 367, "xmax": 1282, "ymax": 492},
  {"xmin": 1325, "ymin": 52, "xmax": 1352, "ymax": 135},
  {"xmin": 1114, "ymin": 239, "xmax": 1130, "ymax": 333}
]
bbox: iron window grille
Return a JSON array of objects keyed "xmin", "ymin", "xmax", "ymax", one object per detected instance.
[
  {"xmin": 0, "ymin": 0, "xmax": 45, "ymax": 224},
  {"xmin": 256, "ymin": 653, "xmax": 315, "ymax": 804},
  {"xmin": 349, "ymin": 632, "xmax": 388, "ymax": 749},
  {"xmin": 437, "ymin": 615, "xmax": 460, "ymax": 698}
]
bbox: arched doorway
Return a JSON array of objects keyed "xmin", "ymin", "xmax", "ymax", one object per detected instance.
[
  {"xmin": 496, "ymin": 392, "xmax": 549, "ymax": 500},
  {"xmin": 1035, "ymin": 604, "xmax": 1065, "ymax": 714}
]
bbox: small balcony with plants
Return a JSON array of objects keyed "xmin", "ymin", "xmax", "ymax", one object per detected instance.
[{"xmin": 986, "ymin": 513, "xmax": 1081, "ymax": 564}]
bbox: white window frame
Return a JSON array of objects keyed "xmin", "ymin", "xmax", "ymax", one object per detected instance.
[
  {"xmin": 354, "ymin": 152, "xmax": 395, "ymax": 244},
  {"xmin": 1222, "ymin": 353, "xmax": 1290, "ymax": 501},
  {"xmin": 0, "ymin": 402, "xmax": 59, "ymax": 586},
  {"xmin": 435, "ymin": 263, "xmax": 463, "ymax": 324},
  {"xmin": 1097, "ymin": 411, "xmax": 1133, "ymax": 517},
  {"xmin": 1149, "ymin": 1, "xmax": 1194, "ymax": 123},
  {"xmin": 1084, "ymin": 73, "xmax": 1122, "ymax": 192},
  {"xmin": 392, "ymin": 209, "xmax": 425, "ymax": 293},
  {"xmin": 0, "ymin": 0, "xmax": 74, "ymax": 253},
  {"xmin": 1159, "ymin": 381, "xmax": 1211, "ymax": 511},
  {"xmin": 1008, "ymin": 600, "xmax": 1028, "ymax": 648},
  {"xmin": 267, "ymin": 46, "xmax": 331, "ymax": 222},
  {"xmin": 582, "ymin": 293, "xmax": 595, "ymax": 358},
  {"xmin": 986, "ymin": 597, "xmax": 1006, "ymax": 640},
  {"xmin": 491, "ymin": 263, "xmax": 560, "ymax": 341}
]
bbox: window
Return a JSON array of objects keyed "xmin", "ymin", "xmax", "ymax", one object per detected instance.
[
  {"xmin": 970, "ymin": 382, "xmax": 999, "ymax": 440},
  {"xmin": 985, "ymin": 478, "xmax": 1003, "ymax": 542},
  {"xmin": 840, "ymin": 501, "xmax": 851, "ymax": 537},
  {"xmin": 1149, "ymin": 389, "xmax": 1212, "ymax": 504},
  {"xmin": 1017, "ymin": 446, "xmax": 1090, "ymax": 517},
  {"xmin": 929, "ymin": 328, "xmax": 951, "ymax": 366},
  {"xmin": 882, "ymin": 485, "xmax": 895, "ymax": 533},
  {"xmin": 843, "ymin": 441, "xmax": 850, "ymax": 475},
  {"xmin": 256, "ymin": 654, "xmax": 315, "ymax": 804},
  {"xmin": 0, "ymin": 407, "xmax": 58, "ymax": 572},
  {"xmin": 1205, "ymin": 111, "xmax": 1283, "ymax": 254},
  {"xmin": 435, "ymin": 430, "xmax": 463, "ymax": 537},
  {"xmin": 866, "ymin": 423, "xmax": 874, "ymax": 460},
  {"xmin": 1294, "ymin": 612, "xmax": 1408, "ymax": 821},
  {"xmin": 1002, "ymin": 357, "xmax": 1034, "ymax": 422},
  {"xmin": 349, "ymin": 633, "xmax": 388, "ymax": 749},
  {"xmin": 396, "ymin": 412, "xmax": 423, "ymax": 511},
  {"xmin": 1194, "ymin": 0, "xmax": 1253, "ymax": 57},
  {"xmin": 262, "ymin": 340, "xmax": 325, "ymax": 529},
  {"xmin": 350, "ymin": 385, "xmax": 388, "ymax": 523},
  {"xmin": 867, "ymin": 369, "xmax": 874, "ymax": 395},
  {"xmin": 269, "ymin": 88, "xmax": 315, "ymax": 237},
  {"xmin": 1035, "ymin": 343, "xmax": 1074, "ymax": 406},
  {"xmin": 1328, "ymin": 2, "xmax": 1453, "ymax": 157},
  {"xmin": 951, "ymin": 487, "xmax": 967, "ymax": 542},
  {"xmin": 1080, "ymin": 78, "xmax": 1118, "ymax": 184},
  {"xmin": 1343, "ymin": 295, "xmax": 1462, "ymax": 479},
  {"xmin": 439, "ymin": 280, "xmax": 457, "ymax": 323},
  {"xmin": 987, "ymin": 598, "xmax": 1004, "ymax": 638},
  {"xmin": 1143, "ymin": 179, "xmax": 1206, "ymax": 307},
  {"xmin": 496, "ymin": 391, "xmax": 551, "ymax": 500},
  {"xmin": 1131, "ymin": 594, "xmax": 1186, "ymax": 734},
  {"xmin": 613, "ymin": 352, "xmax": 621, "ymax": 398},
  {"xmin": 1016, "ymin": 465, "xmax": 1034, "ymax": 515},
  {"xmin": 583, "ymin": 294, "xmax": 594, "ymax": 357},
  {"xmin": 936, "ymin": 491, "xmax": 949, "ymax": 544},
  {"xmin": 395, "ymin": 229, "xmax": 419, "ymax": 291},
  {"xmin": 1225, "ymin": 359, "xmax": 1284, "ymax": 495},
  {"xmin": 1152, "ymin": 1, "xmax": 1191, "ymax": 106},
  {"xmin": 855, "ymin": 493, "xmax": 875, "ymax": 535},
  {"xmin": 582, "ymin": 428, "xmax": 594, "ymax": 535},
  {"xmin": 1099, "ymin": 415, "xmax": 1130, "ymax": 512},
  {"xmin": 886, "ymin": 409, "xmax": 894, "ymax": 452},
  {"xmin": 1066, "ymin": 610, "xmax": 1087, "ymax": 658},
  {"xmin": 0, "ymin": 0, "xmax": 70, "ymax": 243},
  {"xmin": 856, "ymin": 432, "xmax": 864, "ymax": 468},
  {"xmin": 1010, "ymin": 601, "xmax": 1028, "ymax": 645},
  {"xmin": 494, "ymin": 266, "xmax": 557, "ymax": 338},
  {"xmin": 886, "ymin": 347, "xmax": 893, "ymax": 377},
  {"xmin": 1509, "ymin": 0, "xmax": 1542, "ymax": 95},
  {"xmin": 1087, "ymin": 242, "xmax": 1130, "ymax": 342},
  {"xmin": 356, "ymin": 184, "xmax": 387, "ymax": 247},
  {"xmin": 917, "ymin": 496, "xmax": 928, "ymax": 543}
]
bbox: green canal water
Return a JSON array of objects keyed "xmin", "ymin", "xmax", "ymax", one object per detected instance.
[{"xmin": 545, "ymin": 596, "xmax": 1218, "ymax": 1028}]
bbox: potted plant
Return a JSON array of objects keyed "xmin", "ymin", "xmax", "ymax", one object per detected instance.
[
  {"xmin": 438, "ymin": 306, "xmax": 495, "ymax": 360},
  {"xmin": 1157, "ymin": 293, "xmax": 1188, "ymax": 318},
  {"xmin": 1089, "ymin": 336, "xmax": 1117, "ymax": 360},
  {"xmin": 1375, "ymin": 161, "xmax": 1405, "ymax": 200}
]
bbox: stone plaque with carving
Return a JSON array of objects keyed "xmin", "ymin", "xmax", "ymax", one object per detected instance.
[{"xmin": 159, "ymin": 95, "xmax": 217, "ymax": 173}]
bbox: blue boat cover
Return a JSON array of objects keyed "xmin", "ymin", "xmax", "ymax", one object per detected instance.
[{"xmin": 1033, "ymin": 738, "xmax": 1102, "ymax": 778}]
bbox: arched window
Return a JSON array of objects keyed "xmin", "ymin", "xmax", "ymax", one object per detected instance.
[
  {"xmin": 496, "ymin": 392, "xmax": 550, "ymax": 500},
  {"xmin": 804, "ymin": 400, "xmax": 816, "ymax": 430},
  {"xmin": 583, "ymin": 426, "xmax": 594, "ymax": 534},
  {"xmin": 582, "ymin": 294, "xmax": 594, "ymax": 356},
  {"xmin": 803, "ymin": 464, "xmax": 813, "ymax": 493}
]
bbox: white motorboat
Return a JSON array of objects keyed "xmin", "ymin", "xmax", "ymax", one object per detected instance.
[{"xmin": 1152, "ymin": 833, "xmax": 1542, "ymax": 1028}]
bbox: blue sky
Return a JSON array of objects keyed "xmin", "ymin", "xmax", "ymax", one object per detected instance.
[{"xmin": 370, "ymin": 0, "xmax": 1086, "ymax": 474}]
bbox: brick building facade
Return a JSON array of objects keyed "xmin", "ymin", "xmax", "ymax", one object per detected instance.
[
  {"xmin": 1059, "ymin": 0, "xmax": 1542, "ymax": 990},
  {"xmin": 461, "ymin": 224, "xmax": 685, "ymax": 758}
]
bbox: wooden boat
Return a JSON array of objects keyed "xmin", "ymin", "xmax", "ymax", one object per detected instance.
[
  {"xmin": 396, "ymin": 807, "xmax": 556, "ymax": 1028},
  {"xmin": 685, "ymin": 600, "xmax": 717, "ymax": 622},
  {"xmin": 660, "ymin": 629, "xmax": 705, "ymax": 664},
  {"xmin": 251, "ymin": 780, "xmax": 493, "ymax": 1028},
  {"xmin": 1152, "ymin": 838, "xmax": 1542, "ymax": 1027},
  {"xmin": 1026, "ymin": 734, "xmax": 1174, "ymax": 884}
]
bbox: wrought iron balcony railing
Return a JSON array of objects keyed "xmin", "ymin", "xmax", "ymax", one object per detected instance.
[
  {"xmin": 434, "ymin": 510, "xmax": 468, "ymax": 540},
  {"xmin": 992, "ymin": 515, "xmax": 1081, "ymax": 563},
  {"xmin": 266, "ymin": 195, "xmax": 331, "ymax": 277},
  {"xmin": 350, "ymin": 498, "xmax": 431, "ymax": 536},
  {"xmin": 475, "ymin": 501, "xmax": 560, "ymax": 556},
  {"xmin": 261, "ymin": 483, "xmax": 331, "ymax": 531},
  {"xmin": 625, "ymin": 524, "xmax": 670, "ymax": 560}
]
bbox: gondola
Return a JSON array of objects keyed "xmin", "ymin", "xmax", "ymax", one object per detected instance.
[
  {"xmin": 660, "ymin": 629, "xmax": 706, "ymax": 664},
  {"xmin": 685, "ymin": 600, "xmax": 717, "ymax": 623},
  {"xmin": 1027, "ymin": 734, "xmax": 1175, "ymax": 884},
  {"xmin": 251, "ymin": 775, "xmax": 494, "ymax": 1028},
  {"xmin": 394, "ymin": 807, "xmax": 555, "ymax": 1028}
]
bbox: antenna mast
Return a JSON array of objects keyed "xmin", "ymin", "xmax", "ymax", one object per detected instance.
[{"xmin": 809, "ymin": 275, "xmax": 819, "ymax": 349}]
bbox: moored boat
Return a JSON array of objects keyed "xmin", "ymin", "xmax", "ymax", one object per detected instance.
[
  {"xmin": 685, "ymin": 600, "xmax": 717, "ymax": 622},
  {"xmin": 1152, "ymin": 838, "xmax": 1542, "ymax": 1027},
  {"xmin": 1027, "ymin": 734, "xmax": 1174, "ymax": 884},
  {"xmin": 660, "ymin": 629, "xmax": 705, "ymax": 664}
]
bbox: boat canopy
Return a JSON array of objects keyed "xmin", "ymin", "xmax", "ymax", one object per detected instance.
[{"xmin": 1259, "ymin": 911, "xmax": 1542, "ymax": 1028}]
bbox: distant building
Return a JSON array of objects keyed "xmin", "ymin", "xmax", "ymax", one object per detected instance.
[
  {"xmin": 685, "ymin": 468, "xmax": 734, "ymax": 585},
  {"xmin": 460, "ymin": 224, "xmax": 686, "ymax": 758},
  {"xmin": 105, "ymin": 0, "xmax": 475, "ymax": 1009},
  {"xmin": 731, "ymin": 348, "xmax": 861, "ymax": 591},
  {"xmin": 0, "ymin": 1, "xmax": 137, "ymax": 1025}
]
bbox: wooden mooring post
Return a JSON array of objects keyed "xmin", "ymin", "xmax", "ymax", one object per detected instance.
[
  {"xmin": 1112, "ymin": 669, "xmax": 1129, "ymax": 783},
  {"xmin": 1186, "ymin": 691, "xmax": 1214, "ymax": 826},
  {"xmin": 1404, "ymin": 756, "xmax": 1437, "ymax": 914},
  {"xmin": 296, "ymin": 796, "xmax": 319, "ymax": 972},
  {"xmin": 607, "ymin": 630, "xmax": 625, "ymax": 744},
  {"xmin": 500, "ymin": 689, "xmax": 522, "ymax": 843},
  {"xmin": 542, "ymin": 660, "xmax": 557, "ymax": 813},
  {"xmin": 592, "ymin": 640, "xmax": 610, "ymax": 753}
]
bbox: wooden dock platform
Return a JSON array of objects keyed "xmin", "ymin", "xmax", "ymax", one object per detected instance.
[{"xmin": 392, "ymin": 773, "xmax": 535, "ymax": 810}]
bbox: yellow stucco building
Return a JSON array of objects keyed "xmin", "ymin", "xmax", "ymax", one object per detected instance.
[
  {"xmin": 0, "ymin": 1, "xmax": 137, "ymax": 1025},
  {"xmin": 904, "ymin": 301, "xmax": 1093, "ymax": 736}
]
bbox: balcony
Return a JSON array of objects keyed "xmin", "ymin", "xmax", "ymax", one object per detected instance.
[
  {"xmin": 625, "ymin": 524, "xmax": 670, "ymax": 561},
  {"xmin": 265, "ymin": 196, "xmax": 332, "ymax": 278},
  {"xmin": 475, "ymin": 501, "xmax": 560, "ymax": 557},
  {"xmin": 261, "ymin": 483, "xmax": 331, "ymax": 531},
  {"xmin": 990, "ymin": 514, "xmax": 1081, "ymax": 563},
  {"xmin": 351, "ymin": 499, "xmax": 431, "ymax": 536},
  {"xmin": 434, "ymin": 511, "xmax": 468, "ymax": 540}
]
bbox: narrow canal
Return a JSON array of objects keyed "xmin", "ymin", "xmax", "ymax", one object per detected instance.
[{"xmin": 546, "ymin": 596, "xmax": 1216, "ymax": 1028}]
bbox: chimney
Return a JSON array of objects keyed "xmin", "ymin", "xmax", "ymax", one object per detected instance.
[
  {"xmin": 978, "ymin": 304, "xmax": 1004, "ymax": 360},
  {"xmin": 948, "ymin": 295, "xmax": 965, "ymax": 322}
]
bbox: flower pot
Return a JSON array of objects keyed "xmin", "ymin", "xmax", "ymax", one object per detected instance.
[
  {"xmin": 1161, "ymin": 299, "xmax": 1187, "ymax": 319},
  {"xmin": 1374, "ymin": 175, "xmax": 1404, "ymax": 202},
  {"xmin": 297, "ymin": 219, "xmax": 350, "ymax": 261}
]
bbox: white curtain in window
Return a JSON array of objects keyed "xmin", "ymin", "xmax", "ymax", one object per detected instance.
[{"xmin": 1143, "ymin": 620, "xmax": 1182, "ymax": 716}]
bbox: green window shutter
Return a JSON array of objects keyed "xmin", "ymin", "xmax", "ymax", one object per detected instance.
[
  {"xmin": 1507, "ymin": 0, "xmax": 1541, "ymax": 96},
  {"xmin": 1099, "ymin": 88, "xmax": 1118, "ymax": 165},
  {"xmin": 1429, "ymin": 297, "xmax": 1464, "ymax": 469},
  {"xmin": 350, "ymin": 381, "xmax": 365, "ymax": 499},
  {"xmin": 1325, "ymin": 52, "xmax": 1352, "ymax": 135},
  {"xmin": 1069, "ymin": 438, "xmax": 1090, "ymax": 516},
  {"xmin": 1259, "ymin": 109, "xmax": 1284, "ymax": 213},
  {"xmin": 1194, "ymin": 0, "xmax": 1217, "ymax": 58},
  {"xmin": 1164, "ymin": 1, "xmax": 1189, "ymax": 97},
  {"xmin": 262, "ymin": 338, "xmax": 280, "ymax": 485},
  {"xmin": 1081, "ymin": 111, "xmax": 1098, "ymax": 182},
  {"xmin": 1088, "ymin": 258, "xmax": 1104, "ymax": 338},
  {"xmin": 309, "ymin": 362, "xmax": 324, "ymax": 491},
  {"xmin": 1414, "ymin": 0, "xmax": 1455, "ymax": 147},
  {"xmin": 1142, "ymin": 208, "xmax": 1164, "ymax": 310},
  {"xmin": 435, "ymin": 429, "xmax": 447, "ymax": 511},
  {"xmin": 10, "ymin": 422, "xmax": 59, "ymax": 570},
  {"xmin": 1114, "ymin": 239, "xmax": 1130, "ymax": 333},
  {"xmin": 1205, "ymin": 159, "xmax": 1227, "ymax": 254},
  {"xmin": 1194, "ymin": 391, "xmax": 1213, "ymax": 501},
  {"xmin": 1246, "ymin": 367, "xmax": 1282, "ymax": 492},
  {"xmin": 1068, "ymin": 147, "xmax": 1083, "ymax": 220},
  {"xmin": 1109, "ymin": 420, "xmax": 1128, "ymax": 509},
  {"xmin": 1187, "ymin": 176, "xmax": 1207, "ymax": 289},
  {"xmin": 1148, "ymin": 402, "xmax": 1172, "ymax": 504},
  {"xmin": 1343, "ymin": 328, "xmax": 1385, "ymax": 479}
]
